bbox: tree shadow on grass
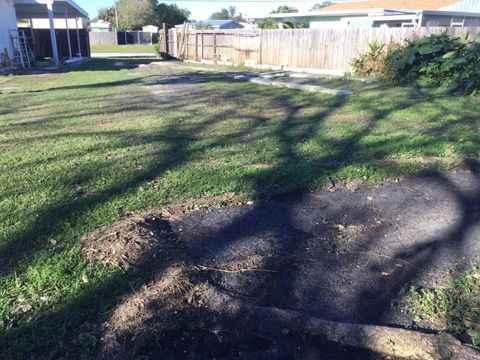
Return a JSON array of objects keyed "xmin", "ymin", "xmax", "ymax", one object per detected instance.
[{"xmin": 0, "ymin": 64, "xmax": 479, "ymax": 358}]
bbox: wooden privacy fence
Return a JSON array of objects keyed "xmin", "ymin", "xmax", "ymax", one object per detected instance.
[
  {"xmin": 89, "ymin": 32, "xmax": 118, "ymax": 46},
  {"xmin": 161, "ymin": 27, "xmax": 480, "ymax": 72},
  {"xmin": 164, "ymin": 29, "xmax": 261, "ymax": 65}
]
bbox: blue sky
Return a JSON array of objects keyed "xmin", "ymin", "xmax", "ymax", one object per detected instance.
[{"xmin": 76, "ymin": 1, "xmax": 318, "ymax": 21}]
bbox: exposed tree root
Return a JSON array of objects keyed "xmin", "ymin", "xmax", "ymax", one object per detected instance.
[
  {"xmin": 203, "ymin": 285, "xmax": 480, "ymax": 360},
  {"xmin": 196, "ymin": 264, "xmax": 277, "ymax": 274}
]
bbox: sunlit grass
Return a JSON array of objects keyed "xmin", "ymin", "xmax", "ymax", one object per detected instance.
[{"xmin": 90, "ymin": 44, "xmax": 156, "ymax": 53}]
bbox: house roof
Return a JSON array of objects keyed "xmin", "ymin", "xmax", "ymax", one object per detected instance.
[
  {"xmin": 194, "ymin": 20, "xmax": 241, "ymax": 26},
  {"xmin": 91, "ymin": 20, "xmax": 111, "ymax": 28},
  {"xmin": 318, "ymin": 0, "xmax": 460, "ymax": 12},
  {"xmin": 183, "ymin": 20, "xmax": 250, "ymax": 29},
  {"xmin": 14, "ymin": 0, "xmax": 89, "ymax": 19}
]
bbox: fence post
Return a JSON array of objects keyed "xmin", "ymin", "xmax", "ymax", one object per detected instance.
[
  {"xmin": 259, "ymin": 29, "xmax": 263, "ymax": 65},
  {"xmin": 173, "ymin": 29, "xmax": 178, "ymax": 57},
  {"xmin": 195, "ymin": 32, "xmax": 198, "ymax": 60},
  {"xmin": 162, "ymin": 23, "xmax": 168, "ymax": 53},
  {"xmin": 201, "ymin": 32, "xmax": 204, "ymax": 60},
  {"xmin": 213, "ymin": 32, "xmax": 217, "ymax": 60}
]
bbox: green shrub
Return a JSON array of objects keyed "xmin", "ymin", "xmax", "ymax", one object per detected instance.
[
  {"xmin": 388, "ymin": 33, "xmax": 480, "ymax": 94},
  {"xmin": 353, "ymin": 33, "xmax": 480, "ymax": 95},
  {"xmin": 153, "ymin": 41, "xmax": 161, "ymax": 57},
  {"xmin": 352, "ymin": 41, "xmax": 399, "ymax": 78}
]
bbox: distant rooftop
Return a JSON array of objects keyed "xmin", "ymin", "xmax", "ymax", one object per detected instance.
[
  {"xmin": 318, "ymin": 0, "xmax": 460, "ymax": 11},
  {"xmin": 175, "ymin": 20, "xmax": 254, "ymax": 29},
  {"xmin": 193, "ymin": 20, "xmax": 241, "ymax": 26}
]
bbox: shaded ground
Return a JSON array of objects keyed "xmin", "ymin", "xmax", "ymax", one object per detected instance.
[
  {"xmin": 2, "ymin": 59, "xmax": 480, "ymax": 359},
  {"xmin": 83, "ymin": 168, "xmax": 480, "ymax": 359}
]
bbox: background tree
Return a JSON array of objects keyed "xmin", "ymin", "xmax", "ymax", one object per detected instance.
[
  {"xmin": 257, "ymin": 18, "xmax": 279, "ymax": 29},
  {"xmin": 96, "ymin": 7, "xmax": 116, "ymax": 23},
  {"xmin": 117, "ymin": 0, "xmax": 157, "ymax": 30},
  {"xmin": 310, "ymin": 1, "xmax": 333, "ymax": 12},
  {"xmin": 271, "ymin": 5, "xmax": 298, "ymax": 14},
  {"xmin": 156, "ymin": 3, "xmax": 190, "ymax": 28},
  {"xmin": 96, "ymin": 5, "xmax": 126, "ymax": 30},
  {"xmin": 97, "ymin": 1, "xmax": 189, "ymax": 30},
  {"xmin": 210, "ymin": 6, "xmax": 244, "ymax": 21}
]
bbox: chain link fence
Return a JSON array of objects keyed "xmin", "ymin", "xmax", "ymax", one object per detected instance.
[{"xmin": 89, "ymin": 31, "xmax": 159, "ymax": 46}]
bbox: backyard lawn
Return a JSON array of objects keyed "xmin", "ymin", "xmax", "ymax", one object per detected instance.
[
  {"xmin": 0, "ymin": 59, "xmax": 479, "ymax": 358},
  {"xmin": 90, "ymin": 44, "xmax": 156, "ymax": 53}
]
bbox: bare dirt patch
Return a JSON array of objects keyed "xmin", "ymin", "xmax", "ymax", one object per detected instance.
[{"xmin": 82, "ymin": 169, "xmax": 480, "ymax": 359}]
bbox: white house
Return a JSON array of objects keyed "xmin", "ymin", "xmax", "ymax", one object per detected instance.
[
  {"xmin": 90, "ymin": 19, "xmax": 111, "ymax": 32},
  {"xmin": 142, "ymin": 25, "xmax": 159, "ymax": 33},
  {"xmin": 176, "ymin": 20, "xmax": 255, "ymax": 30},
  {"xmin": 0, "ymin": 0, "xmax": 18, "ymax": 63},
  {"xmin": 0, "ymin": 0, "xmax": 89, "ymax": 67},
  {"xmin": 254, "ymin": 0, "xmax": 480, "ymax": 29}
]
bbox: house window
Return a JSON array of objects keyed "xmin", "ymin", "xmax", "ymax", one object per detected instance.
[
  {"xmin": 425, "ymin": 16, "xmax": 451, "ymax": 27},
  {"xmin": 451, "ymin": 16, "xmax": 465, "ymax": 27},
  {"xmin": 465, "ymin": 17, "xmax": 480, "ymax": 26}
]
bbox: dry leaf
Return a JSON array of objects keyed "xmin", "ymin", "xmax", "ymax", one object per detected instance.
[
  {"xmin": 466, "ymin": 273, "xmax": 480, "ymax": 280},
  {"xmin": 463, "ymin": 319, "xmax": 480, "ymax": 331},
  {"xmin": 14, "ymin": 304, "xmax": 32, "ymax": 314}
]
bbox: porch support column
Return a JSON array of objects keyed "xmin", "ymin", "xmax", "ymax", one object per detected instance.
[
  {"xmin": 75, "ymin": 17, "xmax": 82, "ymax": 57},
  {"xmin": 46, "ymin": 0, "xmax": 60, "ymax": 66},
  {"xmin": 65, "ymin": 8, "xmax": 72, "ymax": 59},
  {"xmin": 28, "ymin": 18, "xmax": 36, "ymax": 47}
]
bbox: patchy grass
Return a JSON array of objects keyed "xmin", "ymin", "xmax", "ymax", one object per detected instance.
[
  {"xmin": 404, "ymin": 267, "xmax": 480, "ymax": 349},
  {"xmin": 90, "ymin": 44, "xmax": 156, "ymax": 53},
  {"xmin": 0, "ymin": 59, "xmax": 479, "ymax": 358}
]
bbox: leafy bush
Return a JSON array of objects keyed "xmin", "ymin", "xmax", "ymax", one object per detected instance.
[
  {"xmin": 389, "ymin": 33, "xmax": 480, "ymax": 94},
  {"xmin": 258, "ymin": 18, "xmax": 278, "ymax": 29},
  {"xmin": 352, "ymin": 33, "xmax": 480, "ymax": 95},
  {"xmin": 153, "ymin": 41, "xmax": 161, "ymax": 57}
]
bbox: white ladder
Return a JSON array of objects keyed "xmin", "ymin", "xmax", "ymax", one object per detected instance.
[{"xmin": 9, "ymin": 30, "xmax": 31, "ymax": 69}]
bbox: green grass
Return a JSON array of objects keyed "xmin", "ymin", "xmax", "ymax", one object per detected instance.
[
  {"xmin": 90, "ymin": 44, "xmax": 155, "ymax": 53},
  {"xmin": 0, "ymin": 59, "xmax": 479, "ymax": 358},
  {"xmin": 404, "ymin": 267, "xmax": 480, "ymax": 349}
]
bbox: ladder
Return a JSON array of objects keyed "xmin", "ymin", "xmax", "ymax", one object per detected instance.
[{"xmin": 9, "ymin": 30, "xmax": 31, "ymax": 69}]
